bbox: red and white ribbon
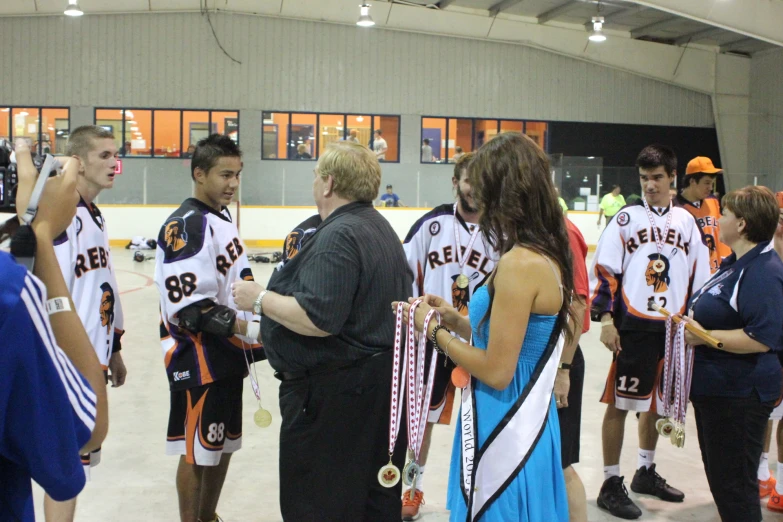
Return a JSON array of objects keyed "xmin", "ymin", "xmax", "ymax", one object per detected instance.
[
  {"xmin": 388, "ymin": 302, "xmax": 409, "ymax": 456},
  {"xmin": 662, "ymin": 317, "xmax": 694, "ymax": 427},
  {"xmin": 453, "ymin": 203, "xmax": 481, "ymax": 275},
  {"xmin": 642, "ymin": 197, "xmax": 673, "ymax": 257},
  {"xmin": 407, "ymin": 304, "xmax": 439, "ymax": 462}
]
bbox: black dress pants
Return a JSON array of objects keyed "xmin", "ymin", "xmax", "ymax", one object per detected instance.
[
  {"xmin": 692, "ymin": 393, "xmax": 774, "ymax": 522},
  {"xmin": 278, "ymin": 352, "xmax": 408, "ymax": 522}
]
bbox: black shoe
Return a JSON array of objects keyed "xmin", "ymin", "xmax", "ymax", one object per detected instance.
[
  {"xmin": 597, "ymin": 476, "xmax": 642, "ymax": 520},
  {"xmin": 630, "ymin": 463, "xmax": 685, "ymax": 502}
]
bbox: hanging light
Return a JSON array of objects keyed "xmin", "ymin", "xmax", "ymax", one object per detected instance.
[
  {"xmin": 357, "ymin": 4, "xmax": 375, "ymax": 27},
  {"xmin": 64, "ymin": 0, "xmax": 84, "ymax": 17},
  {"xmin": 588, "ymin": 16, "xmax": 606, "ymax": 42}
]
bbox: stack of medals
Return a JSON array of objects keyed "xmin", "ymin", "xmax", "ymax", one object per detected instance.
[
  {"xmin": 380, "ymin": 300, "xmax": 439, "ymax": 489},
  {"xmin": 656, "ymin": 317, "xmax": 694, "ymax": 448}
]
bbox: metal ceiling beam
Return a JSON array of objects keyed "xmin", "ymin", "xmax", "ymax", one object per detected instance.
[
  {"xmin": 437, "ymin": 0, "xmax": 458, "ymax": 8},
  {"xmin": 602, "ymin": 5, "xmax": 647, "ymax": 23},
  {"xmin": 720, "ymin": 37, "xmax": 755, "ymax": 53},
  {"xmin": 630, "ymin": 16, "xmax": 681, "ymax": 38},
  {"xmin": 488, "ymin": 0, "xmax": 523, "ymax": 17},
  {"xmin": 537, "ymin": 1, "xmax": 581, "ymax": 24},
  {"xmin": 673, "ymin": 27, "xmax": 724, "ymax": 46}
]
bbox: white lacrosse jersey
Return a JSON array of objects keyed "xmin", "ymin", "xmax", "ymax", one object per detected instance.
[
  {"xmin": 54, "ymin": 199, "xmax": 124, "ymax": 370},
  {"xmin": 403, "ymin": 204, "xmax": 496, "ymax": 317},
  {"xmin": 589, "ymin": 200, "xmax": 710, "ymax": 332},
  {"xmin": 154, "ymin": 198, "xmax": 263, "ymax": 391}
]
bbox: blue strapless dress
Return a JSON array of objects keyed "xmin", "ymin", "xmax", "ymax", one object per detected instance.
[{"xmin": 446, "ymin": 286, "xmax": 568, "ymax": 522}]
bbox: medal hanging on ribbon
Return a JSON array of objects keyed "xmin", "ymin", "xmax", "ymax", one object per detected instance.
[
  {"xmin": 658, "ymin": 317, "xmax": 693, "ymax": 447},
  {"xmin": 239, "ymin": 313, "xmax": 273, "ymax": 428},
  {"xmin": 379, "ymin": 302, "xmax": 409, "ymax": 488},
  {"xmin": 402, "ymin": 303, "xmax": 440, "ymax": 496},
  {"xmin": 451, "ymin": 203, "xmax": 480, "ymax": 385}
]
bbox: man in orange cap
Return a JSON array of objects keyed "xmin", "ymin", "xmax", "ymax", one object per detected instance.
[
  {"xmin": 758, "ymin": 192, "xmax": 783, "ymax": 512},
  {"xmin": 673, "ymin": 156, "xmax": 731, "ymax": 273}
]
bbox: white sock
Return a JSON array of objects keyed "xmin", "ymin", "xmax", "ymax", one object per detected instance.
[
  {"xmin": 415, "ymin": 466, "xmax": 425, "ymax": 492},
  {"xmin": 759, "ymin": 452, "xmax": 771, "ymax": 481},
  {"xmin": 604, "ymin": 465, "xmax": 620, "ymax": 481},
  {"xmin": 776, "ymin": 462, "xmax": 783, "ymax": 494},
  {"xmin": 638, "ymin": 449, "xmax": 655, "ymax": 470}
]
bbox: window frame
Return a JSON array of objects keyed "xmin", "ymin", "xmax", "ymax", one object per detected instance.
[
  {"xmin": 0, "ymin": 105, "xmax": 71, "ymax": 155},
  {"xmin": 93, "ymin": 107, "xmax": 241, "ymax": 158},
  {"xmin": 262, "ymin": 110, "xmax": 401, "ymax": 163},
  {"xmin": 419, "ymin": 115, "xmax": 550, "ymax": 164}
]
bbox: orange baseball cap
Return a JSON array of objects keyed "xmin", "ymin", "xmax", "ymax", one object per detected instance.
[
  {"xmin": 776, "ymin": 192, "xmax": 783, "ymax": 209},
  {"xmin": 685, "ymin": 156, "xmax": 722, "ymax": 176}
]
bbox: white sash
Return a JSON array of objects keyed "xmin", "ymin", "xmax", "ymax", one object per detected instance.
[{"xmin": 460, "ymin": 327, "xmax": 564, "ymax": 522}]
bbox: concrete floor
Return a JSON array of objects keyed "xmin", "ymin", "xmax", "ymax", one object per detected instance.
[{"xmin": 33, "ymin": 248, "xmax": 783, "ymax": 521}]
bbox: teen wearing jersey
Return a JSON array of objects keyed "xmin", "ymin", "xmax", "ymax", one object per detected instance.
[
  {"xmin": 673, "ymin": 156, "xmax": 731, "ymax": 273},
  {"xmin": 154, "ymin": 135, "xmax": 263, "ymax": 522},
  {"xmin": 1, "ymin": 146, "xmax": 108, "ymax": 522},
  {"xmin": 46, "ymin": 126, "xmax": 125, "ymax": 521},
  {"xmin": 590, "ymin": 144, "xmax": 710, "ymax": 520},
  {"xmin": 400, "ymin": 152, "xmax": 497, "ymax": 519}
]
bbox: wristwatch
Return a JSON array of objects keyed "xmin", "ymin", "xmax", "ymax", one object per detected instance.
[
  {"xmin": 252, "ymin": 290, "xmax": 268, "ymax": 316},
  {"xmin": 558, "ymin": 362, "xmax": 572, "ymax": 371}
]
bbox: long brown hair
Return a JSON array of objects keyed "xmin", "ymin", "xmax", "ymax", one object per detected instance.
[{"xmin": 469, "ymin": 132, "xmax": 574, "ymax": 343}]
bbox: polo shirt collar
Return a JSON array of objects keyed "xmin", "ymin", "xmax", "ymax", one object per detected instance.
[{"xmin": 719, "ymin": 240, "xmax": 772, "ymax": 272}]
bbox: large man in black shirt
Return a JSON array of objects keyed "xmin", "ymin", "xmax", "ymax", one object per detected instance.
[{"xmin": 232, "ymin": 141, "xmax": 412, "ymax": 521}]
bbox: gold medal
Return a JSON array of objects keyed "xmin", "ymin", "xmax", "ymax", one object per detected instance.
[
  {"xmin": 655, "ymin": 417, "xmax": 674, "ymax": 437},
  {"xmin": 378, "ymin": 460, "xmax": 401, "ymax": 488},
  {"xmin": 254, "ymin": 407, "xmax": 272, "ymax": 428},
  {"xmin": 456, "ymin": 273, "xmax": 470, "ymax": 289},
  {"xmin": 652, "ymin": 259, "xmax": 666, "ymax": 273}
]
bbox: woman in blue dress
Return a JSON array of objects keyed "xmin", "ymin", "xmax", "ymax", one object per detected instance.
[{"xmin": 397, "ymin": 132, "xmax": 574, "ymax": 521}]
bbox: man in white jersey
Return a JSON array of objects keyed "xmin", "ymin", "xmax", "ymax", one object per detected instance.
[
  {"xmin": 155, "ymin": 134, "xmax": 263, "ymax": 522},
  {"xmin": 590, "ymin": 144, "xmax": 710, "ymax": 519},
  {"xmin": 400, "ymin": 152, "xmax": 497, "ymax": 520},
  {"xmin": 47, "ymin": 126, "xmax": 126, "ymax": 521}
]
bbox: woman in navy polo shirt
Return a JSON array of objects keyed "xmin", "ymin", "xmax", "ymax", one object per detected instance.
[{"xmin": 684, "ymin": 186, "xmax": 783, "ymax": 522}]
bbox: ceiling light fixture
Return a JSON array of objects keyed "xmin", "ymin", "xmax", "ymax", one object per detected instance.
[
  {"xmin": 589, "ymin": 16, "xmax": 606, "ymax": 42},
  {"xmin": 357, "ymin": 4, "xmax": 375, "ymax": 27},
  {"xmin": 356, "ymin": 116, "xmax": 364, "ymax": 122},
  {"xmin": 64, "ymin": 0, "xmax": 83, "ymax": 17},
  {"xmin": 131, "ymin": 126, "xmax": 139, "ymax": 131}
]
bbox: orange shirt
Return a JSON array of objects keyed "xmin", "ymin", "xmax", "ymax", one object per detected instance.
[{"xmin": 674, "ymin": 195, "xmax": 731, "ymax": 273}]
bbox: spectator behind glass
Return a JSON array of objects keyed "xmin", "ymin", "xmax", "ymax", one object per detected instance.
[
  {"xmin": 295, "ymin": 144, "xmax": 312, "ymax": 160},
  {"xmin": 182, "ymin": 144, "xmax": 196, "ymax": 159},
  {"xmin": 347, "ymin": 129, "xmax": 360, "ymax": 143},
  {"xmin": 0, "ymin": 144, "xmax": 109, "ymax": 521},
  {"xmin": 685, "ymin": 186, "xmax": 783, "ymax": 522},
  {"xmin": 421, "ymin": 139, "xmax": 434, "ymax": 163},
  {"xmin": 373, "ymin": 129, "xmax": 387, "ymax": 161},
  {"xmin": 452, "ymin": 146, "xmax": 464, "ymax": 163}
]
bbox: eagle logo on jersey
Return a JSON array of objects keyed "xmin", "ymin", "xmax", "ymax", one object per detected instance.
[
  {"xmin": 99, "ymin": 282, "xmax": 116, "ymax": 334},
  {"xmin": 164, "ymin": 217, "xmax": 188, "ymax": 252},
  {"xmin": 451, "ymin": 273, "xmax": 480, "ymax": 316},
  {"xmin": 645, "ymin": 254, "xmax": 671, "ymax": 293}
]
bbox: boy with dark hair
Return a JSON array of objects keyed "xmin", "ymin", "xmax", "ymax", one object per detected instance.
[
  {"xmin": 673, "ymin": 156, "xmax": 731, "ymax": 273},
  {"xmin": 155, "ymin": 134, "xmax": 263, "ymax": 522},
  {"xmin": 590, "ymin": 144, "xmax": 710, "ymax": 519}
]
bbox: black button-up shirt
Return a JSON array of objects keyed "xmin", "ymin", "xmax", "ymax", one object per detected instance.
[{"xmin": 261, "ymin": 201, "xmax": 413, "ymax": 372}]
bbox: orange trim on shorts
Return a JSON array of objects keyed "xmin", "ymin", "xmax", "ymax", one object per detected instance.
[
  {"xmin": 226, "ymin": 430, "xmax": 241, "ymax": 441},
  {"xmin": 434, "ymin": 383, "xmax": 456, "ymax": 425},
  {"xmin": 600, "ymin": 360, "xmax": 617, "ymax": 405},
  {"xmin": 184, "ymin": 388, "xmax": 209, "ymax": 465},
  {"xmin": 189, "ymin": 332, "xmax": 214, "ymax": 385}
]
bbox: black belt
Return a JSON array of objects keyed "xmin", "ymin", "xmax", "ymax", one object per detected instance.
[{"xmin": 274, "ymin": 350, "xmax": 389, "ymax": 382}]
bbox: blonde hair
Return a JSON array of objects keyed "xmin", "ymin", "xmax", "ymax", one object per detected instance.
[
  {"xmin": 297, "ymin": 144, "xmax": 307, "ymax": 154},
  {"xmin": 66, "ymin": 125, "xmax": 115, "ymax": 158},
  {"xmin": 318, "ymin": 142, "xmax": 380, "ymax": 202}
]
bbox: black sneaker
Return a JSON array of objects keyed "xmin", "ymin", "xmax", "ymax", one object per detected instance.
[
  {"xmin": 630, "ymin": 463, "xmax": 685, "ymax": 502},
  {"xmin": 597, "ymin": 476, "xmax": 642, "ymax": 520}
]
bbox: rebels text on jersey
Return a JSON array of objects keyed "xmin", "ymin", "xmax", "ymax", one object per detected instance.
[
  {"xmin": 403, "ymin": 204, "xmax": 496, "ymax": 316},
  {"xmin": 589, "ymin": 201, "xmax": 710, "ymax": 332},
  {"xmin": 155, "ymin": 198, "xmax": 263, "ymax": 391},
  {"xmin": 54, "ymin": 199, "xmax": 124, "ymax": 369}
]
